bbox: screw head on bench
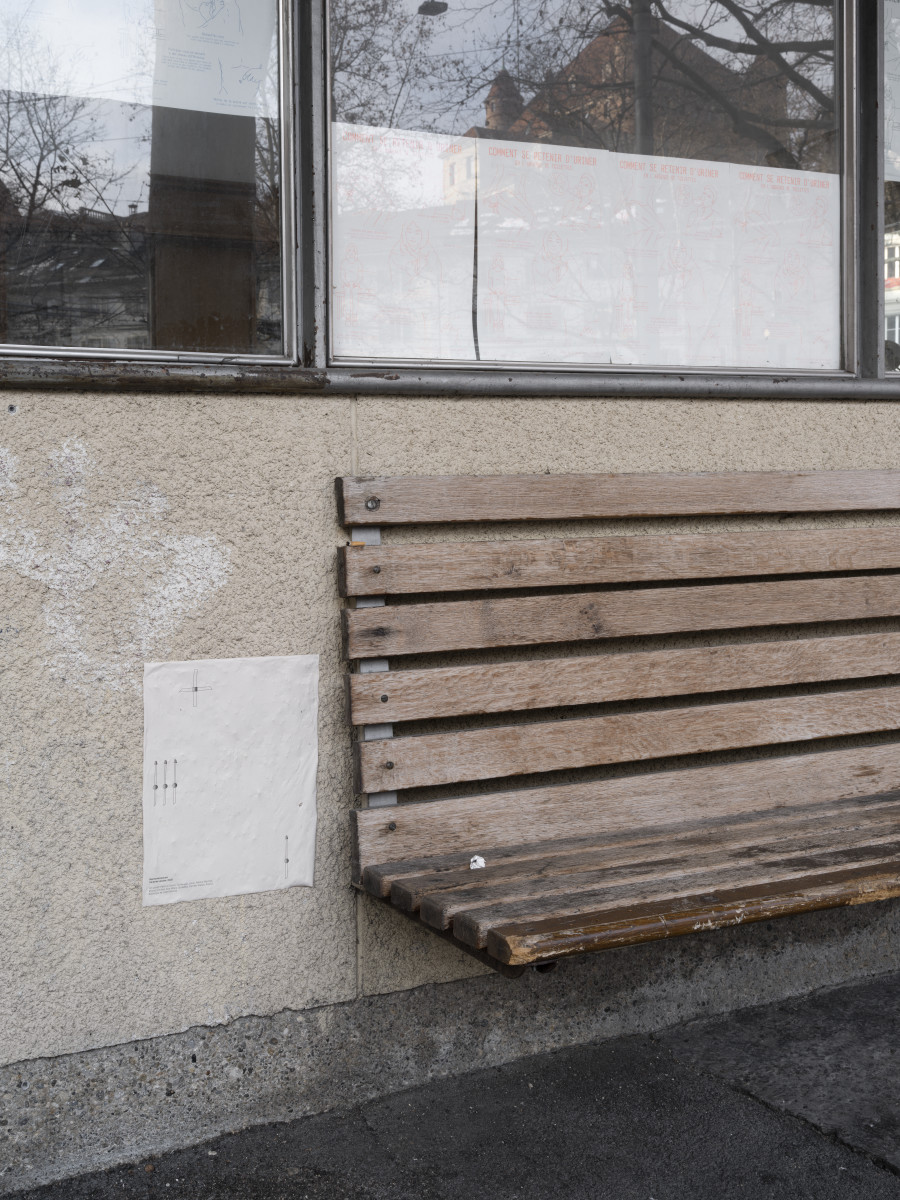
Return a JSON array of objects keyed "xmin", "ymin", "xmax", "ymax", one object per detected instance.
[
  {"xmin": 388, "ymin": 821, "xmax": 397, "ymax": 831},
  {"xmin": 365, "ymin": 496, "xmax": 381, "ymax": 511},
  {"xmin": 380, "ymin": 694, "xmax": 389, "ymax": 703},
  {"xmin": 385, "ymin": 761, "xmax": 394, "ymax": 769}
]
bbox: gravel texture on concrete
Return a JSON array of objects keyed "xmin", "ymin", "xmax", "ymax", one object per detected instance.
[
  {"xmin": 9, "ymin": 901, "xmax": 900, "ymax": 1195},
  {"xmin": 10, "ymin": 971, "xmax": 900, "ymax": 1200},
  {"xmin": 662, "ymin": 968, "xmax": 900, "ymax": 1170}
]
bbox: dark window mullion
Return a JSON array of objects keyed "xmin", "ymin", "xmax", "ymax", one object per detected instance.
[{"xmin": 859, "ymin": 0, "xmax": 885, "ymax": 377}]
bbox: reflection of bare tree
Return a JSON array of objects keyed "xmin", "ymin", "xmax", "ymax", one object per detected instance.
[
  {"xmin": 0, "ymin": 18, "xmax": 146, "ymax": 346},
  {"xmin": 0, "ymin": 20, "xmax": 129, "ymax": 231},
  {"xmin": 254, "ymin": 115, "xmax": 283, "ymax": 348},
  {"xmin": 330, "ymin": 0, "xmax": 835, "ymax": 171},
  {"xmin": 330, "ymin": 0, "xmax": 437, "ymax": 129}
]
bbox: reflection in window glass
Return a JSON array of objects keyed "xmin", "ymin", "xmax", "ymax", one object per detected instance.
[
  {"xmin": 0, "ymin": 1, "xmax": 283, "ymax": 356},
  {"xmin": 330, "ymin": 0, "xmax": 839, "ymax": 370},
  {"xmin": 886, "ymin": 2, "xmax": 900, "ymax": 371}
]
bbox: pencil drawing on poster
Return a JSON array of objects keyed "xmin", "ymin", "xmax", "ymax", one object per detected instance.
[{"xmin": 142, "ymin": 656, "xmax": 319, "ymax": 905}]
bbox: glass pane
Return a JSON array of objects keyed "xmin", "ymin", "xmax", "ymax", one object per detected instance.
[
  {"xmin": 0, "ymin": 1, "xmax": 283, "ymax": 356},
  {"xmin": 330, "ymin": 0, "xmax": 839, "ymax": 370}
]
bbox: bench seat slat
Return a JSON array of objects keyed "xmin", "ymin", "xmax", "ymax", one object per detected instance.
[
  {"xmin": 342, "ymin": 528, "xmax": 900, "ymax": 597},
  {"xmin": 389, "ymin": 809, "xmax": 900, "ymax": 915},
  {"xmin": 352, "ymin": 745, "xmax": 900, "ymax": 876},
  {"xmin": 345, "ymin": 575, "xmax": 900, "ymax": 658},
  {"xmin": 339, "ymin": 471, "xmax": 900, "ymax": 526},
  {"xmin": 357, "ymin": 685, "xmax": 900, "ymax": 792},
  {"xmin": 451, "ymin": 848, "xmax": 900, "ymax": 950},
  {"xmin": 362, "ymin": 789, "xmax": 900, "ymax": 898},
  {"xmin": 424, "ymin": 833, "xmax": 900, "ymax": 936},
  {"xmin": 487, "ymin": 868, "xmax": 900, "ymax": 965},
  {"xmin": 350, "ymin": 632, "xmax": 900, "ymax": 723}
]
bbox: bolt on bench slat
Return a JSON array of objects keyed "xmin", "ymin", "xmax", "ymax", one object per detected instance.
[{"xmin": 339, "ymin": 470, "xmax": 900, "ymax": 525}]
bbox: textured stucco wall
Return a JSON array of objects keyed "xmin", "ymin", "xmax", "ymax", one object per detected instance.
[{"xmin": 4, "ymin": 393, "xmax": 900, "ymax": 1070}]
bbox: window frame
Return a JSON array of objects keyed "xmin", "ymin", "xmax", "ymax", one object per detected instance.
[{"xmin": 0, "ymin": 0, "xmax": 892, "ymax": 399}]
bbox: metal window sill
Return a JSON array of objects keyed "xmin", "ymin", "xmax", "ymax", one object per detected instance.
[{"xmin": 3, "ymin": 357, "xmax": 900, "ymax": 400}]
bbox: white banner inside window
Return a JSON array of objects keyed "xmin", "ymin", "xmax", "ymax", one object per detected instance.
[
  {"xmin": 886, "ymin": 1, "xmax": 900, "ymax": 182},
  {"xmin": 331, "ymin": 123, "xmax": 840, "ymax": 372},
  {"xmin": 0, "ymin": 0, "xmax": 277, "ymax": 117}
]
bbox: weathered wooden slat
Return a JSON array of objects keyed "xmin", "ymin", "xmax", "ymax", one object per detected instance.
[
  {"xmin": 338, "ymin": 471, "xmax": 900, "ymax": 526},
  {"xmin": 452, "ymin": 850, "xmax": 900, "ymax": 950},
  {"xmin": 341, "ymin": 528, "xmax": 900, "ymax": 597},
  {"xmin": 345, "ymin": 575, "xmax": 900, "ymax": 659},
  {"xmin": 356, "ymin": 685, "xmax": 900, "ymax": 792},
  {"xmin": 350, "ymin": 632, "xmax": 900, "ymax": 723},
  {"xmin": 487, "ymin": 868, "xmax": 900, "ymax": 965},
  {"xmin": 391, "ymin": 809, "xmax": 900, "ymax": 915},
  {"xmin": 422, "ymin": 833, "xmax": 900, "ymax": 934},
  {"xmin": 362, "ymin": 789, "xmax": 900, "ymax": 899},
  {"xmin": 351, "ymin": 745, "xmax": 900, "ymax": 878}
]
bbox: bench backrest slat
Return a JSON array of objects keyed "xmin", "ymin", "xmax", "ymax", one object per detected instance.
[
  {"xmin": 341, "ymin": 528, "xmax": 900, "ymax": 597},
  {"xmin": 351, "ymin": 743, "xmax": 900, "ymax": 877},
  {"xmin": 355, "ymin": 686, "xmax": 900, "ymax": 793},
  {"xmin": 348, "ymin": 632, "xmax": 900, "ymax": 723},
  {"xmin": 345, "ymin": 575, "xmax": 900, "ymax": 658},
  {"xmin": 340, "ymin": 470, "xmax": 900, "ymax": 526},
  {"xmin": 370, "ymin": 806, "xmax": 900, "ymax": 904}
]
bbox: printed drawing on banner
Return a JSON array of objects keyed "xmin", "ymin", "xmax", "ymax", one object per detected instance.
[
  {"xmin": 475, "ymin": 138, "xmax": 614, "ymax": 364},
  {"xmin": 331, "ymin": 123, "xmax": 477, "ymax": 361},
  {"xmin": 731, "ymin": 164, "xmax": 839, "ymax": 370},
  {"xmin": 887, "ymin": 3, "xmax": 900, "ymax": 182}
]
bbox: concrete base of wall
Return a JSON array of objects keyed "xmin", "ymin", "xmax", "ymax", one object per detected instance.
[{"xmin": 5, "ymin": 899, "xmax": 900, "ymax": 1195}]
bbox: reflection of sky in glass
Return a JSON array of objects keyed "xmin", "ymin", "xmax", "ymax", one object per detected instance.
[
  {"xmin": 2, "ymin": 0, "xmax": 157, "ymax": 104},
  {"xmin": 0, "ymin": 0, "xmax": 280, "ymax": 214},
  {"xmin": 1, "ymin": 0, "xmax": 278, "ymax": 111}
]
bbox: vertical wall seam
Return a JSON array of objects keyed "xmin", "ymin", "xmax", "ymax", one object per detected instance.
[{"xmin": 350, "ymin": 396, "xmax": 359, "ymax": 476}]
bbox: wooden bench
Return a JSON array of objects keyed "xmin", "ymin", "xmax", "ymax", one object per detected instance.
[{"xmin": 338, "ymin": 471, "xmax": 900, "ymax": 976}]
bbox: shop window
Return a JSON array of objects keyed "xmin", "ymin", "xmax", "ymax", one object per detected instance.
[
  {"xmin": 329, "ymin": 0, "xmax": 840, "ymax": 371},
  {"xmin": 0, "ymin": 3, "xmax": 896, "ymax": 391},
  {"xmin": 0, "ymin": 0, "xmax": 285, "ymax": 356}
]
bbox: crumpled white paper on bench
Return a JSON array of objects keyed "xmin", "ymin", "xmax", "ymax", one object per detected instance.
[{"xmin": 142, "ymin": 655, "xmax": 319, "ymax": 906}]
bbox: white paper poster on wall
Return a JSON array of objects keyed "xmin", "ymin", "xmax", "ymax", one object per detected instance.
[
  {"xmin": 331, "ymin": 122, "xmax": 477, "ymax": 361},
  {"xmin": 0, "ymin": 0, "xmax": 277, "ymax": 117},
  {"xmin": 142, "ymin": 655, "xmax": 318, "ymax": 906},
  {"xmin": 887, "ymin": 1, "xmax": 900, "ymax": 182}
]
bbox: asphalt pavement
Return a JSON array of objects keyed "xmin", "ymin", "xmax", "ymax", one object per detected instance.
[{"xmin": 13, "ymin": 970, "xmax": 900, "ymax": 1200}]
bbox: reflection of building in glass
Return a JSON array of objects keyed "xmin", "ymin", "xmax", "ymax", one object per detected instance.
[
  {"xmin": 0, "ymin": 108, "xmax": 283, "ymax": 355},
  {"xmin": 450, "ymin": 15, "xmax": 794, "ymax": 163},
  {"xmin": 0, "ymin": 196, "xmax": 151, "ymax": 350}
]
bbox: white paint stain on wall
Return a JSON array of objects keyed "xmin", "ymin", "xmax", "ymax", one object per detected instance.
[{"xmin": 0, "ymin": 439, "xmax": 231, "ymax": 695}]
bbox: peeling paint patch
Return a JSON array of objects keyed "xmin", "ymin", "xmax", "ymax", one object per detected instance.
[{"xmin": 0, "ymin": 440, "xmax": 231, "ymax": 696}]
